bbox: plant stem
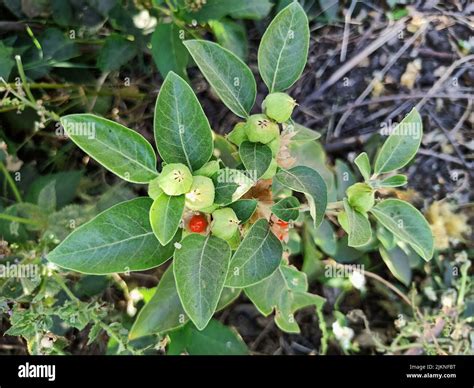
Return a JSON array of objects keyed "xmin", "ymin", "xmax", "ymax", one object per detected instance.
[
  {"xmin": 0, "ymin": 161, "xmax": 22, "ymax": 202},
  {"xmin": 52, "ymin": 273, "xmax": 81, "ymax": 303},
  {"xmin": 15, "ymin": 55, "xmax": 36, "ymax": 104},
  {"xmin": 0, "ymin": 213, "xmax": 41, "ymax": 226}
]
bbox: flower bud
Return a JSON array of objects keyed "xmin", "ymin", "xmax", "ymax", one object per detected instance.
[
  {"xmin": 157, "ymin": 163, "xmax": 193, "ymax": 196},
  {"xmin": 227, "ymin": 122, "xmax": 247, "ymax": 146},
  {"xmin": 346, "ymin": 183, "xmax": 375, "ymax": 213},
  {"xmin": 244, "ymin": 114, "xmax": 279, "ymax": 144},
  {"xmin": 262, "ymin": 92, "xmax": 297, "ymax": 123},
  {"xmin": 185, "ymin": 176, "xmax": 215, "ymax": 211},
  {"xmin": 211, "ymin": 208, "xmax": 239, "ymax": 241}
]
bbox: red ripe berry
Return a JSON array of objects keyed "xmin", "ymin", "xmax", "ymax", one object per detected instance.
[
  {"xmin": 276, "ymin": 219, "xmax": 289, "ymax": 228},
  {"xmin": 188, "ymin": 214, "xmax": 208, "ymax": 233}
]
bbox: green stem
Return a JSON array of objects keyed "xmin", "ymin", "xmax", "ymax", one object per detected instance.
[
  {"xmin": 0, "ymin": 213, "xmax": 41, "ymax": 226},
  {"xmin": 0, "ymin": 161, "xmax": 22, "ymax": 202},
  {"xmin": 316, "ymin": 304, "xmax": 328, "ymax": 355},
  {"xmin": 15, "ymin": 55, "xmax": 36, "ymax": 104},
  {"xmin": 52, "ymin": 273, "xmax": 81, "ymax": 303}
]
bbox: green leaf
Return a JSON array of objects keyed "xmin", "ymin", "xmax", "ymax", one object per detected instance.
[
  {"xmin": 212, "ymin": 168, "xmax": 254, "ymax": 205},
  {"xmin": 335, "ymin": 159, "xmax": 356, "ymax": 201},
  {"xmin": 354, "ymin": 152, "xmax": 371, "ymax": 181},
  {"xmin": 149, "ymin": 192, "xmax": 185, "ymax": 245},
  {"xmin": 129, "ymin": 267, "xmax": 242, "ymax": 339},
  {"xmin": 378, "ymin": 174, "xmax": 408, "ymax": 188},
  {"xmin": 245, "ymin": 264, "xmax": 325, "ymax": 333},
  {"xmin": 174, "ymin": 234, "xmax": 231, "ymax": 330},
  {"xmin": 129, "ymin": 264, "xmax": 186, "ymax": 339},
  {"xmin": 271, "ymin": 196, "xmax": 300, "ymax": 222},
  {"xmin": 167, "ymin": 319, "xmax": 248, "ymax": 355},
  {"xmin": 226, "ymin": 219, "xmax": 282, "ymax": 288},
  {"xmin": 0, "ymin": 41, "xmax": 15, "ymax": 80},
  {"xmin": 239, "ymin": 141, "xmax": 272, "ymax": 180},
  {"xmin": 184, "ymin": 40, "xmax": 256, "ymax": 118},
  {"xmin": 97, "ymin": 35, "xmax": 137, "ymax": 72},
  {"xmin": 151, "ymin": 23, "xmax": 189, "ymax": 79},
  {"xmin": 48, "ymin": 198, "xmax": 178, "ymax": 274},
  {"xmin": 210, "ymin": 19, "xmax": 248, "ymax": 60},
  {"xmin": 289, "ymin": 123, "xmax": 321, "ymax": 142},
  {"xmin": 154, "ymin": 71, "xmax": 213, "ymax": 171},
  {"xmin": 37, "ymin": 180, "xmax": 57, "ymax": 213},
  {"xmin": 379, "ymin": 246, "xmax": 412, "ymax": 286},
  {"xmin": 183, "ymin": 0, "xmax": 272, "ymax": 22},
  {"xmin": 343, "ymin": 199, "xmax": 372, "ymax": 247},
  {"xmin": 228, "ymin": 199, "xmax": 258, "ymax": 223},
  {"xmin": 274, "ymin": 166, "xmax": 327, "ymax": 227},
  {"xmin": 370, "ymin": 199, "xmax": 434, "ymax": 261},
  {"xmin": 60, "ymin": 114, "xmax": 158, "ymax": 183},
  {"xmin": 374, "ymin": 108, "xmax": 423, "ymax": 174},
  {"xmin": 245, "ymin": 265, "xmax": 306, "ymax": 316},
  {"xmin": 258, "ymin": 2, "xmax": 309, "ymax": 92}
]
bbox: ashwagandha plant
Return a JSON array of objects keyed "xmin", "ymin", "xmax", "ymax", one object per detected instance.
[{"xmin": 47, "ymin": 2, "xmax": 434, "ymax": 340}]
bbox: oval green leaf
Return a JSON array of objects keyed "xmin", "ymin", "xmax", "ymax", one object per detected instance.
[
  {"xmin": 369, "ymin": 198, "xmax": 434, "ymax": 261},
  {"xmin": 374, "ymin": 108, "xmax": 423, "ymax": 175},
  {"xmin": 343, "ymin": 198, "xmax": 372, "ymax": 247},
  {"xmin": 239, "ymin": 141, "xmax": 272, "ymax": 180},
  {"xmin": 228, "ymin": 199, "xmax": 258, "ymax": 223},
  {"xmin": 274, "ymin": 166, "xmax": 327, "ymax": 227},
  {"xmin": 154, "ymin": 71, "xmax": 213, "ymax": 171},
  {"xmin": 184, "ymin": 40, "xmax": 256, "ymax": 118},
  {"xmin": 60, "ymin": 114, "xmax": 158, "ymax": 183},
  {"xmin": 47, "ymin": 198, "xmax": 177, "ymax": 274},
  {"xmin": 174, "ymin": 234, "xmax": 231, "ymax": 330},
  {"xmin": 258, "ymin": 2, "xmax": 309, "ymax": 92},
  {"xmin": 151, "ymin": 23, "xmax": 189, "ymax": 79},
  {"xmin": 149, "ymin": 192, "xmax": 185, "ymax": 245},
  {"xmin": 271, "ymin": 196, "xmax": 300, "ymax": 222},
  {"xmin": 225, "ymin": 219, "xmax": 282, "ymax": 288},
  {"xmin": 129, "ymin": 264, "xmax": 186, "ymax": 339},
  {"xmin": 354, "ymin": 152, "xmax": 371, "ymax": 181},
  {"xmin": 379, "ymin": 246, "xmax": 412, "ymax": 286}
]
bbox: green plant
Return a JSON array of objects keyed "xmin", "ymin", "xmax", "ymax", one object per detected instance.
[{"xmin": 45, "ymin": 2, "xmax": 433, "ymax": 344}]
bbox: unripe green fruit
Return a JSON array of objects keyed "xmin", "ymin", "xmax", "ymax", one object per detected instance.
[
  {"xmin": 157, "ymin": 163, "xmax": 193, "ymax": 196},
  {"xmin": 337, "ymin": 211, "xmax": 349, "ymax": 233},
  {"xmin": 267, "ymin": 136, "xmax": 281, "ymax": 156},
  {"xmin": 261, "ymin": 158, "xmax": 278, "ymax": 180},
  {"xmin": 227, "ymin": 229, "xmax": 241, "ymax": 250},
  {"xmin": 227, "ymin": 122, "xmax": 248, "ymax": 146},
  {"xmin": 346, "ymin": 183, "xmax": 375, "ymax": 213},
  {"xmin": 211, "ymin": 208, "xmax": 239, "ymax": 241},
  {"xmin": 148, "ymin": 176, "xmax": 163, "ymax": 200},
  {"xmin": 244, "ymin": 114, "xmax": 279, "ymax": 144},
  {"xmin": 193, "ymin": 160, "xmax": 220, "ymax": 178},
  {"xmin": 262, "ymin": 92, "xmax": 297, "ymax": 123},
  {"xmin": 185, "ymin": 176, "xmax": 215, "ymax": 211}
]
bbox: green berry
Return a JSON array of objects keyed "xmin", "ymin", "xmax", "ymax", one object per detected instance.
[
  {"xmin": 262, "ymin": 92, "xmax": 297, "ymax": 123},
  {"xmin": 157, "ymin": 163, "xmax": 193, "ymax": 196},
  {"xmin": 261, "ymin": 158, "xmax": 278, "ymax": 180},
  {"xmin": 346, "ymin": 183, "xmax": 375, "ymax": 213},
  {"xmin": 337, "ymin": 211, "xmax": 349, "ymax": 233},
  {"xmin": 227, "ymin": 122, "xmax": 248, "ymax": 146},
  {"xmin": 211, "ymin": 208, "xmax": 239, "ymax": 241},
  {"xmin": 148, "ymin": 176, "xmax": 163, "ymax": 200},
  {"xmin": 267, "ymin": 137, "xmax": 281, "ymax": 156},
  {"xmin": 244, "ymin": 114, "xmax": 279, "ymax": 144},
  {"xmin": 227, "ymin": 229, "xmax": 241, "ymax": 250},
  {"xmin": 185, "ymin": 176, "xmax": 215, "ymax": 211},
  {"xmin": 193, "ymin": 160, "xmax": 220, "ymax": 178}
]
